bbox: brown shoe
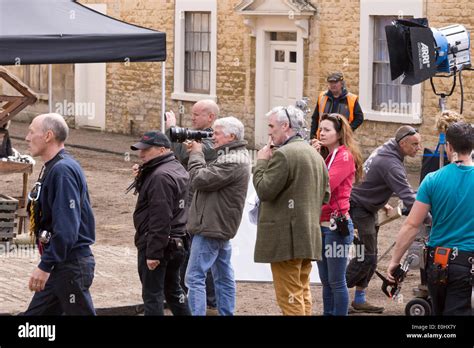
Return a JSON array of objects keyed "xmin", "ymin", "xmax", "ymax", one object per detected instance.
[
  {"xmin": 351, "ymin": 301, "xmax": 385, "ymax": 314},
  {"xmin": 206, "ymin": 306, "xmax": 219, "ymax": 316}
]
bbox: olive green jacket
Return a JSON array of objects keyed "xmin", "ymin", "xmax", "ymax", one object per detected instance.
[
  {"xmin": 253, "ymin": 137, "xmax": 330, "ymax": 263},
  {"xmin": 187, "ymin": 140, "xmax": 251, "ymax": 240}
]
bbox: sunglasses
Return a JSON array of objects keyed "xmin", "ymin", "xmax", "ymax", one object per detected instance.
[
  {"xmin": 396, "ymin": 128, "xmax": 418, "ymax": 143},
  {"xmin": 284, "ymin": 108, "xmax": 292, "ymax": 129},
  {"xmin": 321, "ymin": 113, "xmax": 343, "ymax": 130}
]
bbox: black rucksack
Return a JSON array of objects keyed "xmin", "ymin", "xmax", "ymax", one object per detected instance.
[
  {"xmin": 420, "ymin": 144, "xmax": 449, "ymax": 184},
  {"xmin": 0, "ymin": 127, "xmax": 13, "ymax": 158}
]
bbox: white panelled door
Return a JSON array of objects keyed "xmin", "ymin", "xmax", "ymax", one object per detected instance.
[{"xmin": 269, "ymin": 42, "xmax": 298, "ymax": 110}]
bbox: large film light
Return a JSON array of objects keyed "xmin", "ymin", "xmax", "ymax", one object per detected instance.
[{"xmin": 385, "ymin": 18, "xmax": 471, "ymax": 86}]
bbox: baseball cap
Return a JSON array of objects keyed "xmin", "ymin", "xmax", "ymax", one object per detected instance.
[
  {"xmin": 131, "ymin": 131, "xmax": 171, "ymax": 151},
  {"xmin": 327, "ymin": 72, "xmax": 344, "ymax": 82}
]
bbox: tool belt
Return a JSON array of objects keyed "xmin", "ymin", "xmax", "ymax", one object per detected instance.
[
  {"xmin": 427, "ymin": 247, "xmax": 474, "ymax": 266},
  {"xmin": 426, "ymin": 247, "xmax": 474, "ymax": 286}
]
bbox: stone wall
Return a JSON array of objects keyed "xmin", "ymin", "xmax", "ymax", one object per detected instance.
[
  {"xmin": 3, "ymin": 0, "xmax": 472, "ymax": 162},
  {"xmin": 78, "ymin": 0, "xmax": 255, "ymax": 146},
  {"xmin": 421, "ymin": 0, "xmax": 474, "ymax": 150},
  {"xmin": 79, "ymin": 0, "xmax": 174, "ymax": 135},
  {"xmin": 305, "ymin": 0, "xmax": 473, "ymax": 169}
]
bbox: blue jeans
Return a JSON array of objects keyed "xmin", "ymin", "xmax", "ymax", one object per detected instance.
[
  {"xmin": 24, "ymin": 256, "xmax": 96, "ymax": 315},
  {"xmin": 185, "ymin": 234, "xmax": 235, "ymax": 316},
  {"xmin": 180, "ymin": 235, "xmax": 217, "ymax": 308},
  {"xmin": 316, "ymin": 221, "xmax": 354, "ymax": 316}
]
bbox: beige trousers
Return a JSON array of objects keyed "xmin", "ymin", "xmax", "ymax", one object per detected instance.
[{"xmin": 270, "ymin": 259, "xmax": 313, "ymax": 316}]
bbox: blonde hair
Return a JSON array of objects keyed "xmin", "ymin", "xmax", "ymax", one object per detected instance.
[{"xmin": 436, "ymin": 110, "xmax": 464, "ymax": 134}]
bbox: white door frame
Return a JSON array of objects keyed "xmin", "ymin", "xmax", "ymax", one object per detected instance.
[
  {"xmin": 254, "ymin": 17, "xmax": 304, "ymax": 147},
  {"xmin": 74, "ymin": 3, "xmax": 107, "ymax": 131}
]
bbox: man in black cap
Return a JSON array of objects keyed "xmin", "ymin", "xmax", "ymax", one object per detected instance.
[
  {"xmin": 129, "ymin": 131, "xmax": 191, "ymax": 316},
  {"xmin": 310, "ymin": 72, "xmax": 364, "ymax": 137}
]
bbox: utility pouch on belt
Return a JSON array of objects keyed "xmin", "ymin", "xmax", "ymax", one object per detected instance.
[
  {"xmin": 335, "ymin": 215, "xmax": 350, "ymax": 236},
  {"xmin": 421, "ymin": 246, "xmax": 428, "ymax": 270},
  {"xmin": 431, "ymin": 247, "xmax": 451, "ymax": 285},
  {"xmin": 469, "ymin": 257, "xmax": 474, "ymax": 286},
  {"xmin": 167, "ymin": 237, "xmax": 185, "ymax": 252},
  {"xmin": 434, "ymin": 247, "xmax": 451, "ymax": 268},
  {"xmin": 165, "ymin": 237, "xmax": 185, "ymax": 261}
]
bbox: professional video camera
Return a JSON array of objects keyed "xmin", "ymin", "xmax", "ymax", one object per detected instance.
[{"xmin": 169, "ymin": 126, "xmax": 213, "ymax": 143}]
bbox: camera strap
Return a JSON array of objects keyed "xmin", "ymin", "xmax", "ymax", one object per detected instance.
[
  {"xmin": 28, "ymin": 152, "xmax": 64, "ymax": 254},
  {"xmin": 327, "ymin": 147, "xmax": 339, "ymax": 171},
  {"xmin": 326, "ymin": 147, "xmax": 345, "ymax": 218}
]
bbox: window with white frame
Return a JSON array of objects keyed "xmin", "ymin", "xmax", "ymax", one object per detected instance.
[
  {"xmin": 372, "ymin": 16, "xmax": 412, "ymax": 113},
  {"xmin": 185, "ymin": 12, "xmax": 211, "ymax": 94},
  {"xmin": 359, "ymin": 0, "xmax": 423, "ymax": 124},
  {"xmin": 173, "ymin": 0, "xmax": 217, "ymax": 102}
]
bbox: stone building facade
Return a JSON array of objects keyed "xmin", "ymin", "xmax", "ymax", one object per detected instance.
[{"xmin": 2, "ymin": 0, "xmax": 473, "ymax": 167}]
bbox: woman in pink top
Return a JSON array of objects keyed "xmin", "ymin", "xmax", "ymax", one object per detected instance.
[{"xmin": 311, "ymin": 113, "xmax": 363, "ymax": 316}]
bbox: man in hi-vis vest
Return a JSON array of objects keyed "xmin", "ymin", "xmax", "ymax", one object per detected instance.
[{"xmin": 310, "ymin": 72, "xmax": 364, "ymax": 138}]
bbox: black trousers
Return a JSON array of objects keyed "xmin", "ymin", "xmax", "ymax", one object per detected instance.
[
  {"xmin": 426, "ymin": 257, "xmax": 473, "ymax": 316},
  {"xmin": 346, "ymin": 204, "xmax": 379, "ymax": 289},
  {"xmin": 24, "ymin": 256, "xmax": 96, "ymax": 316},
  {"xmin": 138, "ymin": 248, "xmax": 191, "ymax": 316}
]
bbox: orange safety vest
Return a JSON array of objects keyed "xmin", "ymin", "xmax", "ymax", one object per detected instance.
[{"xmin": 318, "ymin": 91, "xmax": 358, "ymax": 124}]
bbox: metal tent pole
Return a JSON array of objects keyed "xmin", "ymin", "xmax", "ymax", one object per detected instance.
[
  {"xmin": 48, "ymin": 64, "xmax": 53, "ymax": 113},
  {"xmin": 161, "ymin": 61, "xmax": 166, "ymax": 133}
]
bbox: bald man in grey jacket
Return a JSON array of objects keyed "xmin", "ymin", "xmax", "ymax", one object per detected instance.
[{"xmin": 347, "ymin": 126, "xmax": 422, "ymax": 314}]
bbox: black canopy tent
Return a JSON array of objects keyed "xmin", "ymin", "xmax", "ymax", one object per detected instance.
[{"xmin": 0, "ymin": 0, "xmax": 167, "ymax": 130}]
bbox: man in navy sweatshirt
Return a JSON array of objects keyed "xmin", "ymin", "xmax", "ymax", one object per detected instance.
[
  {"xmin": 24, "ymin": 113, "xmax": 96, "ymax": 315},
  {"xmin": 346, "ymin": 126, "xmax": 422, "ymax": 314}
]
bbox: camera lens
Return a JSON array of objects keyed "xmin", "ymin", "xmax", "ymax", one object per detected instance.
[
  {"xmin": 169, "ymin": 127, "xmax": 213, "ymax": 143},
  {"xmin": 169, "ymin": 127, "xmax": 187, "ymax": 143}
]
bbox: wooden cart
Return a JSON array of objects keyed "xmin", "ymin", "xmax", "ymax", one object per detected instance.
[{"xmin": 0, "ymin": 67, "xmax": 38, "ymax": 240}]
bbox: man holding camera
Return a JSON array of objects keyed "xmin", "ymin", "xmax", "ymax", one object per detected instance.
[
  {"xmin": 165, "ymin": 99, "xmax": 219, "ymax": 313},
  {"xmin": 346, "ymin": 126, "xmax": 422, "ymax": 313},
  {"xmin": 130, "ymin": 131, "xmax": 191, "ymax": 316},
  {"xmin": 165, "ymin": 100, "xmax": 218, "ymax": 166},
  {"xmin": 184, "ymin": 117, "xmax": 251, "ymax": 316}
]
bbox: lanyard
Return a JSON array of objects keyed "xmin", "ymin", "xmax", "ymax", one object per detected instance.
[{"xmin": 327, "ymin": 147, "xmax": 339, "ymax": 170}]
